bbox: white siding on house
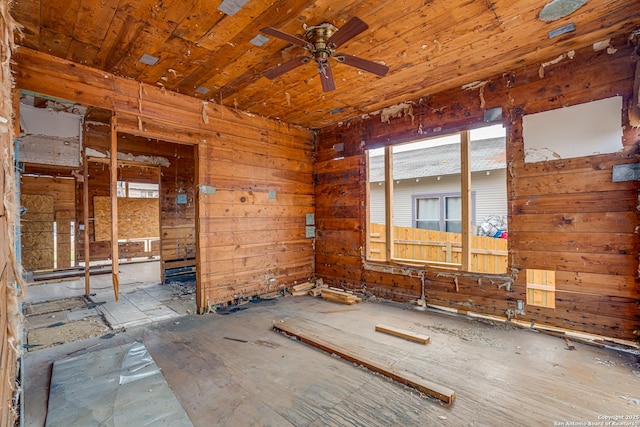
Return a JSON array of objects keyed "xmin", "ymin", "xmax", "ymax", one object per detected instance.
[
  {"xmin": 369, "ymin": 182, "xmax": 386, "ymax": 224},
  {"xmin": 368, "ymin": 170, "xmax": 507, "ymax": 231},
  {"xmin": 472, "ymin": 169, "xmax": 508, "ymax": 223}
]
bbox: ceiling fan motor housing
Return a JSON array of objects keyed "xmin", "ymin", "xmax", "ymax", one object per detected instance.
[{"xmin": 304, "ymin": 23, "xmax": 338, "ymax": 62}]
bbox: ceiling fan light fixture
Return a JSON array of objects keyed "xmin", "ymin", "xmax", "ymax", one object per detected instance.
[{"xmin": 260, "ymin": 17, "xmax": 387, "ymax": 92}]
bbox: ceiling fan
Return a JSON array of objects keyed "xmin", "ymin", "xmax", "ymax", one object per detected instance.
[{"xmin": 260, "ymin": 17, "xmax": 389, "ymax": 92}]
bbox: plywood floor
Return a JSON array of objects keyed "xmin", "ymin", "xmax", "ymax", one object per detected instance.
[{"xmin": 24, "ymin": 297, "xmax": 640, "ymax": 426}]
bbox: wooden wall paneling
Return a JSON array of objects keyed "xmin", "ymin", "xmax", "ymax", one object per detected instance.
[
  {"xmin": 315, "ymin": 38, "xmax": 640, "ymax": 341},
  {"xmin": 14, "ymin": 46, "xmax": 312, "ymax": 312}
]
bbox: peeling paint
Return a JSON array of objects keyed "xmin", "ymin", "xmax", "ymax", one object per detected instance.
[
  {"xmin": 379, "ymin": 102, "xmax": 414, "ymax": 124},
  {"xmin": 593, "ymin": 39, "xmax": 611, "ymax": 51},
  {"xmin": 462, "ymin": 80, "xmax": 489, "ymax": 108},
  {"xmin": 202, "ymin": 101, "xmax": 209, "ymax": 124},
  {"xmin": 462, "ymin": 80, "xmax": 489, "ymax": 91},
  {"xmin": 538, "ymin": 50, "xmax": 575, "ymax": 78},
  {"xmin": 524, "ymin": 147, "xmax": 562, "ymax": 162}
]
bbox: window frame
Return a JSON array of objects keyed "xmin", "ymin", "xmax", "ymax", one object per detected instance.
[{"xmin": 366, "ymin": 128, "xmax": 507, "ymax": 273}]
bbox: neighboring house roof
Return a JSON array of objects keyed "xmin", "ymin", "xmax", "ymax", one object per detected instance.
[{"xmin": 369, "ymin": 137, "xmax": 506, "ymax": 182}]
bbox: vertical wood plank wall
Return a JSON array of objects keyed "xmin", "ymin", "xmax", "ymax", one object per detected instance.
[
  {"xmin": 13, "ymin": 47, "xmax": 315, "ymax": 312},
  {"xmin": 197, "ymin": 118, "xmax": 315, "ymax": 306},
  {"xmin": 315, "ymin": 36, "xmax": 640, "ymax": 341}
]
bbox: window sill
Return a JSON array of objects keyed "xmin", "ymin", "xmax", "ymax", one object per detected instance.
[{"xmin": 364, "ymin": 258, "xmax": 511, "ymax": 280}]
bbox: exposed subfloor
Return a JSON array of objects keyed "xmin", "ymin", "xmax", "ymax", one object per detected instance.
[
  {"xmin": 24, "ymin": 296, "xmax": 640, "ymax": 426},
  {"xmin": 23, "ymin": 261, "xmax": 196, "ymax": 333}
]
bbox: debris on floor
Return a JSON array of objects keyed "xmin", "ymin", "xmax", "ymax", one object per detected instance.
[
  {"xmin": 320, "ymin": 288, "xmax": 362, "ymax": 305},
  {"xmin": 274, "ymin": 318, "xmax": 455, "ymax": 404},
  {"xmin": 375, "ymin": 324, "xmax": 431, "ymax": 345},
  {"xmin": 288, "ymin": 281, "xmax": 316, "ymax": 296},
  {"xmin": 22, "ymin": 297, "xmax": 111, "ymax": 351}
]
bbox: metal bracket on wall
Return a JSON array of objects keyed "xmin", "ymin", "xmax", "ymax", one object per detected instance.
[{"xmin": 199, "ymin": 185, "xmax": 216, "ymax": 195}]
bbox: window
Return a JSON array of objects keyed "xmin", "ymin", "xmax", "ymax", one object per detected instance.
[
  {"xmin": 366, "ymin": 124, "xmax": 507, "ymax": 274},
  {"xmin": 415, "ymin": 197, "xmax": 439, "ymax": 230},
  {"xmin": 117, "ymin": 181, "xmax": 159, "ymax": 198},
  {"xmin": 415, "ymin": 194, "xmax": 474, "ymax": 233}
]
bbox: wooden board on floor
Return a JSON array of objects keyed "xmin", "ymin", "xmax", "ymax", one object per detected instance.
[
  {"xmin": 273, "ymin": 320, "xmax": 455, "ymax": 404},
  {"xmin": 375, "ymin": 324, "xmax": 431, "ymax": 345}
]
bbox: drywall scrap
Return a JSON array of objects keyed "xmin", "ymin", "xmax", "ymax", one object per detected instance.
[{"xmin": 274, "ymin": 320, "xmax": 455, "ymax": 404}]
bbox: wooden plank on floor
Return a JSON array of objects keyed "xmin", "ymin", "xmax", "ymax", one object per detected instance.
[
  {"xmin": 273, "ymin": 321, "xmax": 454, "ymax": 404},
  {"xmin": 375, "ymin": 324, "xmax": 431, "ymax": 345}
]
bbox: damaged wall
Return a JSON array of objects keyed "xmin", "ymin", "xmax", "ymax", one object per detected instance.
[
  {"xmin": 315, "ymin": 35, "xmax": 640, "ymax": 341},
  {"xmin": 13, "ymin": 47, "xmax": 315, "ymax": 312},
  {"xmin": 0, "ymin": 3, "xmax": 19, "ymax": 425}
]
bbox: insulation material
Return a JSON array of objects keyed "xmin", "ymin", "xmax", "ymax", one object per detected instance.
[
  {"xmin": 523, "ymin": 96, "xmax": 623, "ymax": 163},
  {"xmin": 21, "ymin": 195, "xmax": 54, "ymax": 270},
  {"xmin": 46, "ymin": 342, "xmax": 193, "ymax": 426},
  {"xmin": 93, "ymin": 197, "xmax": 159, "ymax": 242}
]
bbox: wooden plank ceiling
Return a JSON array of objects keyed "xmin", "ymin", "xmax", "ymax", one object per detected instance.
[{"xmin": 10, "ymin": 0, "xmax": 640, "ymax": 128}]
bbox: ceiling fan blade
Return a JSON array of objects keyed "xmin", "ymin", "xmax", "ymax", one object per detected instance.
[
  {"xmin": 260, "ymin": 27, "xmax": 311, "ymax": 49},
  {"xmin": 319, "ymin": 61, "xmax": 336, "ymax": 92},
  {"xmin": 264, "ymin": 57, "xmax": 310, "ymax": 80},
  {"xmin": 327, "ymin": 17, "xmax": 368, "ymax": 48},
  {"xmin": 335, "ymin": 53, "xmax": 389, "ymax": 77}
]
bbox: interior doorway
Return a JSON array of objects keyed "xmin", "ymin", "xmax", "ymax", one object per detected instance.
[{"xmin": 17, "ymin": 91, "xmax": 197, "ymax": 344}]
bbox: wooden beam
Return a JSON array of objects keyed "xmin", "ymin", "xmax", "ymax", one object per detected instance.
[
  {"xmin": 273, "ymin": 321, "xmax": 454, "ymax": 404},
  {"xmin": 365, "ymin": 150, "xmax": 372, "ymax": 261},
  {"xmin": 82, "ymin": 151, "xmax": 90, "ymax": 296},
  {"xmin": 86, "ymin": 156, "xmax": 160, "ymax": 168},
  {"xmin": 375, "ymin": 324, "xmax": 431, "ymax": 345},
  {"xmin": 195, "ymin": 143, "xmax": 204, "ymax": 314},
  {"xmin": 630, "ymin": 60, "xmax": 640, "ymax": 127},
  {"xmin": 384, "ymin": 145, "xmax": 394, "ymax": 261},
  {"xmin": 460, "ymin": 130, "xmax": 471, "ymax": 272},
  {"xmin": 110, "ymin": 115, "xmax": 119, "ymax": 302}
]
